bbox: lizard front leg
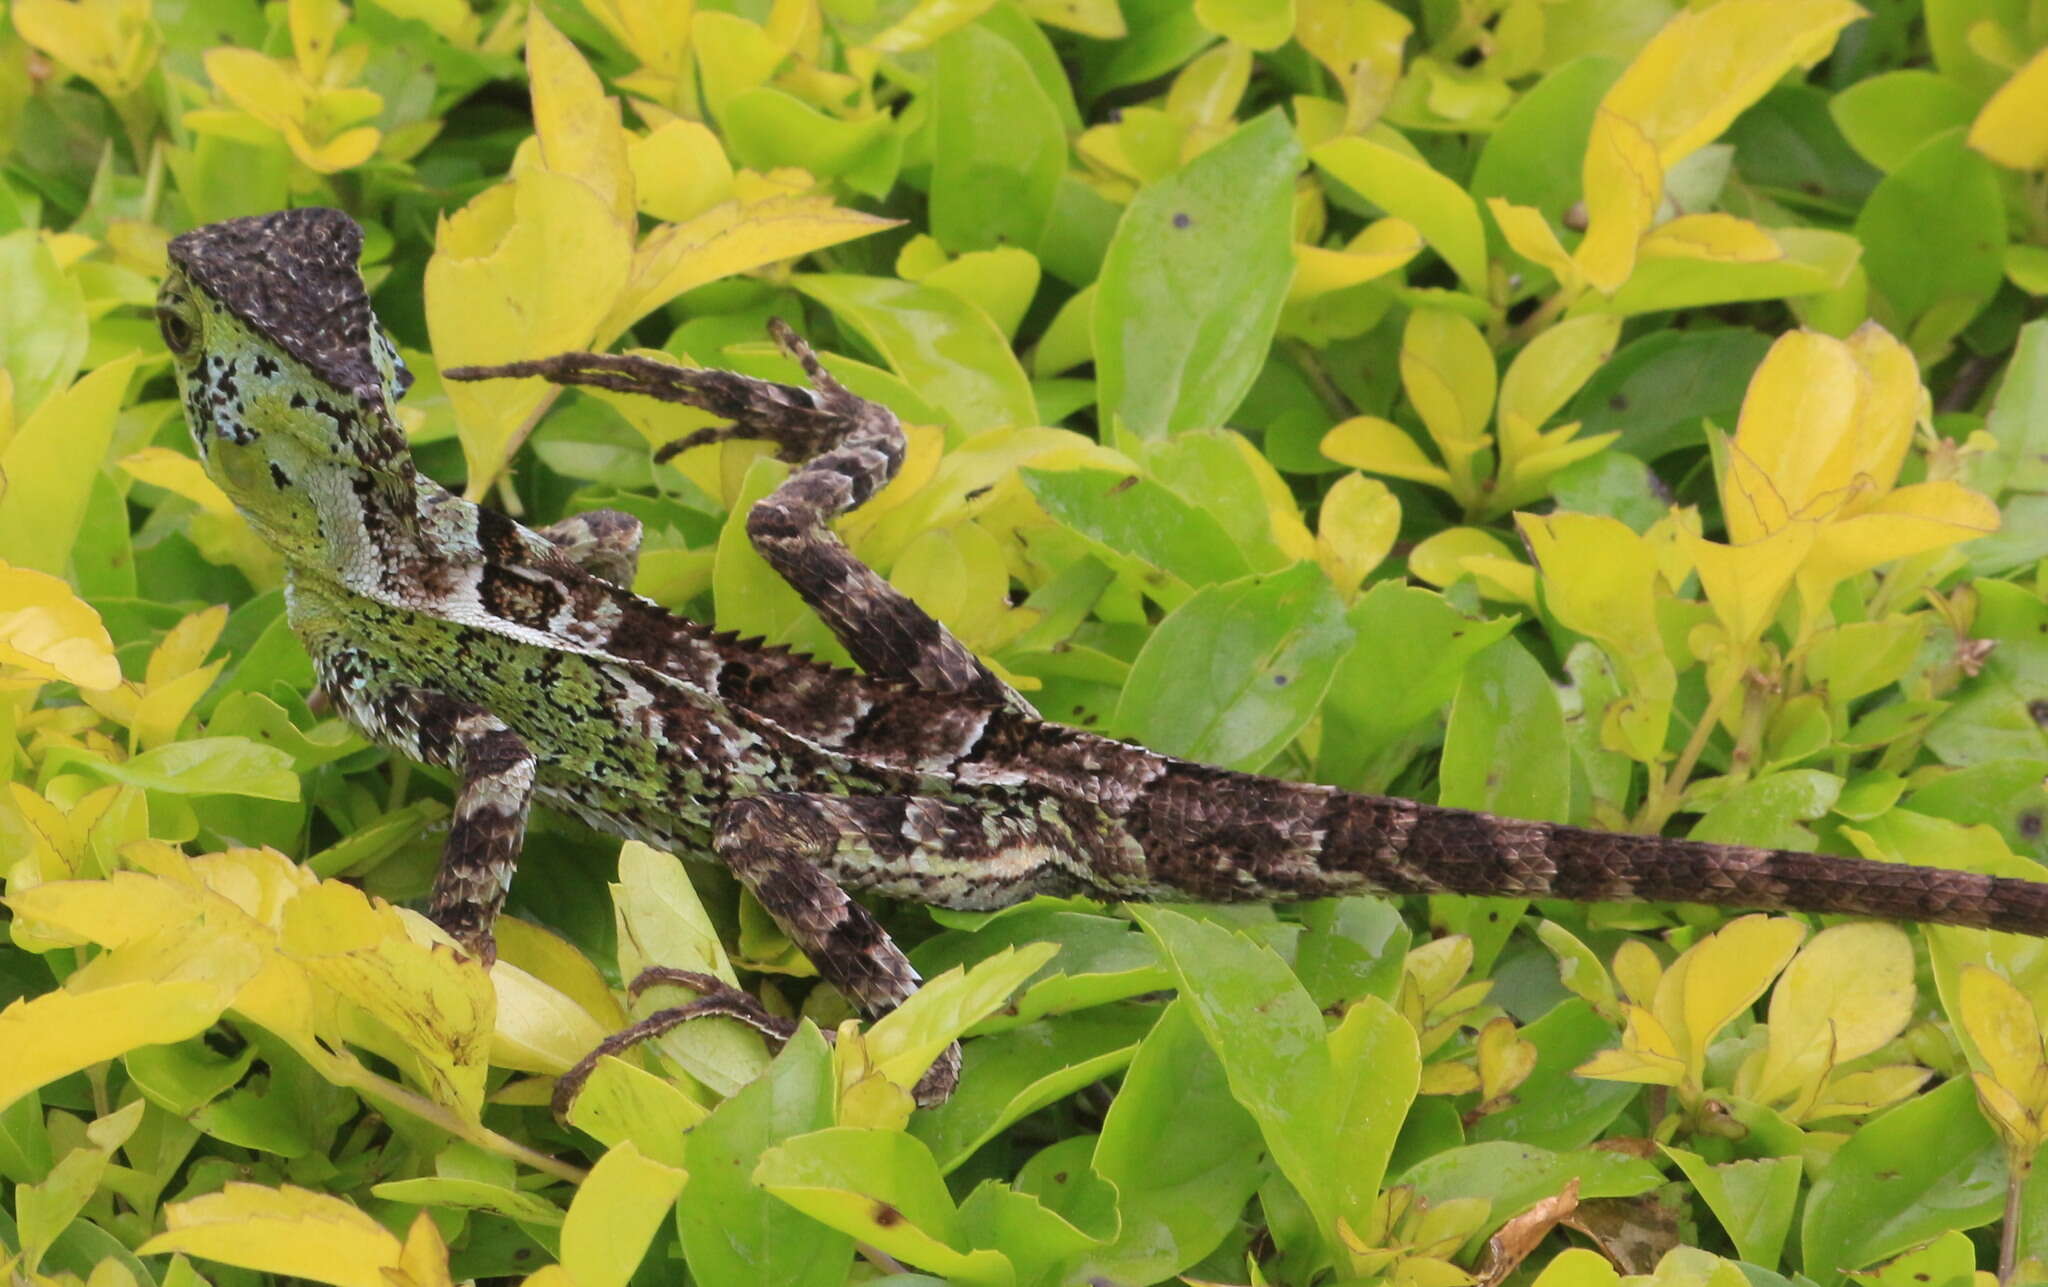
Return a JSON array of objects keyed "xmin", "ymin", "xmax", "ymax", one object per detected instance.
[
  {"xmin": 533, "ymin": 509, "xmax": 641, "ymax": 586},
  {"xmin": 446, "ymin": 323, "xmax": 1027, "ymax": 710},
  {"xmin": 317, "ymin": 657, "xmax": 535, "ymax": 962}
]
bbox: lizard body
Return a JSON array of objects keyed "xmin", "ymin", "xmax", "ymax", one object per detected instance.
[{"xmin": 160, "ymin": 208, "xmax": 2048, "ymax": 1107}]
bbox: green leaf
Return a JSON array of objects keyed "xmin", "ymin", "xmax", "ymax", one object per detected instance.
[
  {"xmin": 1093, "ymin": 110, "xmax": 1301, "ymax": 442},
  {"xmin": 1115, "ymin": 561, "xmax": 1354, "ymax": 771},
  {"xmin": 1663, "ymin": 1146, "xmax": 1801, "ymax": 1269},
  {"xmin": 795, "ymin": 274, "xmax": 1038, "ymax": 433},
  {"xmin": 678, "ymin": 1027, "xmax": 854, "ymax": 1287},
  {"xmin": 1320, "ymin": 583, "xmax": 1520, "ymax": 788},
  {"xmin": 1829, "ymin": 70, "xmax": 1981, "ymax": 173},
  {"xmin": 1852, "ymin": 131, "xmax": 2006, "ymax": 347},
  {"xmin": 1859, "ymin": 1230, "xmax": 1978, "ymax": 1287},
  {"xmin": 1926, "ymin": 581, "xmax": 2048, "ymax": 764},
  {"xmin": 1569, "ymin": 328, "xmax": 1771, "ymax": 462},
  {"xmin": 1592, "ymin": 228, "xmax": 1863, "ymax": 319},
  {"xmin": 1470, "ymin": 999, "xmax": 1635, "ymax": 1151},
  {"xmin": 1020, "ymin": 465, "xmax": 1252, "ymax": 603},
  {"xmin": 1978, "ymin": 319, "xmax": 2048, "ymax": 496},
  {"xmin": 721, "ymin": 90, "xmax": 899, "ymax": 195},
  {"xmin": 1799, "ymin": 1077, "xmax": 2003, "ymax": 1282},
  {"xmin": 1060, "ymin": 999, "xmax": 1267, "ymax": 1284},
  {"xmin": 47, "ymin": 738, "xmax": 301, "ymax": 800},
  {"xmin": 1434, "ymin": 636, "xmax": 1569, "ymax": 968},
  {"xmin": 1688, "ymin": 771, "xmax": 1844, "ymax": 851},
  {"xmin": 755, "ymin": 1128, "xmax": 1012, "ymax": 1285},
  {"xmin": 1133, "ymin": 907, "xmax": 1418, "ymax": 1254},
  {"xmin": 910, "ymin": 1008, "xmax": 1154, "ymax": 1173},
  {"xmin": 0, "ymin": 229, "xmax": 88, "ymax": 418},
  {"xmin": 931, "ymin": 24, "xmax": 1066, "ymax": 254},
  {"xmin": 1398, "ymin": 1141, "xmax": 1664, "ymax": 1249}
]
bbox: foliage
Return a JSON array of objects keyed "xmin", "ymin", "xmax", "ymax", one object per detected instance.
[{"xmin": 2, "ymin": 0, "xmax": 2048, "ymax": 1283}]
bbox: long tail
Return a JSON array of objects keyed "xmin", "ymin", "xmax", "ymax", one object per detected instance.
[{"xmin": 1117, "ymin": 763, "xmax": 2048, "ymax": 934}]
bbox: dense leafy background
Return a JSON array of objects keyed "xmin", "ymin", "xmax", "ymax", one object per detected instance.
[{"xmin": 3, "ymin": 0, "xmax": 2048, "ymax": 1284}]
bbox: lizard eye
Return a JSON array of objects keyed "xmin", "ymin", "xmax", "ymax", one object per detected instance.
[{"xmin": 157, "ymin": 304, "xmax": 197, "ymax": 357}]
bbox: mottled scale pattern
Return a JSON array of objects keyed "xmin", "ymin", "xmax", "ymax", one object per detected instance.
[{"xmin": 163, "ymin": 208, "xmax": 2048, "ymax": 1112}]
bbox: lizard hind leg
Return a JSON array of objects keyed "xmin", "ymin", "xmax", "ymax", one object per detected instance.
[{"xmin": 551, "ymin": 791, "xmax": 997, "ymax": 1114}]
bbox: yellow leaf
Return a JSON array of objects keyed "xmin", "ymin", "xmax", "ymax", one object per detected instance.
[
  {"xmin": 1531, "ymin": 1249, "xmax": 1621, "ymax": 1287},
  {"xmin": 1687, "ymin": 525, "xmax": 1815, "ymax": 643},
  {"xmin": 487, "ymin": 954, "xmax": 614, "ymax": 1075},
  {"xmin": 282, "ymin": 884, "xmax": 495, "ymax": 1116},
  {"xmin": 606, "ymin": 193, "xmax": 898, "ymax": 340},
  {"xmin": 12, "ymin": 0, "xmax": 158, "ymax": 97},
  {"xmin": 562, "ymin": 1057, "xmax": 707, "ymax": 1167},
  {"xmin": 1167, "ymin": 42, "xmax": 1252, "ymax": 128},
  {"xmin": 1613, "ymin": 939, "xmax": 1661, "ymax": 1006},
  {"xmin": 1754, "ymin": 922, "xmax": 1915, "ymax": 1106},
  {"xmin": 630, "ymin": 120, "xmax": 734, "ymax": 224},
  {"xmin": 1577, "ymin": 1006, "xmax": 1684, "ymax": 1085},
  {"xmin": 1959, "ymin": 965, "xmax": 2047, "ymax": 1108},
  {"xmin": 865, "ymin": 943, "xmax": 1058, "ymax": 1092},
  {"xmin": 1419, "ymin": 1061, "xmax": 1482, "ymax": 1095},
  {"xmin": 1317, "ymin": 472, "xmax": 1401, "ymax": 595},
  {"xmin": 1968, "ymin": 45, "xmax": 2048, "ymax": 170},
  {"xmin": 131, "ymin": 661, "xmax": 225, "ymax": 749},
  {"xmin": 527, "ymin": 10, "xmax": 636, "ymax": 227},
  {"xmin": 1291, "ymin": 218, "xmax": 1422, "ymax": 300},
  {"xmin": 1971, "ymin": 1071, "xmax": 2039, "ymax": 1147},
  {"xmin": 426, "ymin": 172, "xmax": 634, "ymax": 493},
  {"xmin": 1313, "ymin": 137, "xmax": 1489, "ymax": 291},
  {"xmin": 0, "ymin": 354, "xmax": 137, "ymax": 575},
  {"xmin": 0, "ymin": 979, "xmax": 228, "ymax": 1113},
  {"xmin": 1575, "ymin": 108, "xmax": 1661, "ymax": 293},
  {"xmin": 139, "ymin": 1184, "xmax": 404, "ymax": 1287},
  {"xmin": 1321, "ymin": 415, "xmax": 1452, "ymax": 489},
  {"xmin": 1807, "ymin": 1065, "xmax": 1929, "ymax": 1119},
  {"xmin": 1019, "ymin": 0, "xmax": 1123, "ymax": 35},
  {"xmin": 146, "ymin": 606, "xmax": 228, "ymax": 688},
  {"xmin": 1639, "ymin": 214, "xmax": 1782, "ymax": 263},
  {"xmin": 855, "ymin": 0, "xmax": 1001, "ymax": 57},
  {"xmin": 1518, "ymin": 512, "xmax": 1672, "ymax": 758},
  {"xmin": 1460, "ymin": 554, "xmax": 1537, "ymax": 607},
  {"xmin": 1663, "ymin": 915, "xmax": 1805, "ymax": 1082},
  {"xmin": 1598, "ymin": 0, "xmax": 1861, "ymax": 170},
  {"xmin": 1401, "ymin": 308, "xmax": 1496, "ymax": 464},
  {"xmin": 1408, "ymin": 527, "xmax": 1525, "ymax": 603},
  {"xmin": 0, "ymin": 562, "xmax": 120, "ymax": 689},
  {"xmin": 395, "ymin": 1210, "xmax": 456, "ymax": 1287},
  {"xmin": 1799, "ymin": 482, "xmax": 2001, "ymax": 593},
  {"xmin": 1295, "ymin": 0, "xmax": 1409, "ymax": 118},
  {"xmin": 1726, "ymin": 325, "xmax": 1923, "ymax": 542},
  {"xmin": 496, "ymin": 916, "xmax": 629, "ymax": 1031},
  {"xmin": 1486, "ymin": 198, "xmax": 1579, "ymax": 287},
  {"xmin": 1498, "ymin": 316, "xmax": 1621, "ymax": 445},
  {"xmin": 559, "ymin": 1142, "xmax": 688, "ymax": 1287},
  {"xmin": 119, "ymin": 447, "xmax": 234, "ymax": 516}
]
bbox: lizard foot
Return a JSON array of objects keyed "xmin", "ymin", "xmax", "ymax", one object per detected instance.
[
  {"xmin": 550, "ymin": 966, "xmax": 964, "ymax": 1116},
  {"xmin": 551, "ymin": 967, "xmax": 796, "ymax": 1121},
  {"xmin": 443, "ymin": 321, "xmax": 883, "ymax": 471}
]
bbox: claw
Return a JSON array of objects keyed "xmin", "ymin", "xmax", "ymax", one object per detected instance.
[{"xmin": 550, "ymin": 971, "xmax": 795, "ymax": 1122}]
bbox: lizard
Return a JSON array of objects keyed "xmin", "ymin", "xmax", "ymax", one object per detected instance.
[{"xmin": 159, "ymin": 206, "xmax": 2048, "ymax": 1111}]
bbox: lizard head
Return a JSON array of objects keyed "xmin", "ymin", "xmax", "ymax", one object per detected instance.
[{"xmin": 159, "ymin": 208, "xmax": 416, "ymax": 559}]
